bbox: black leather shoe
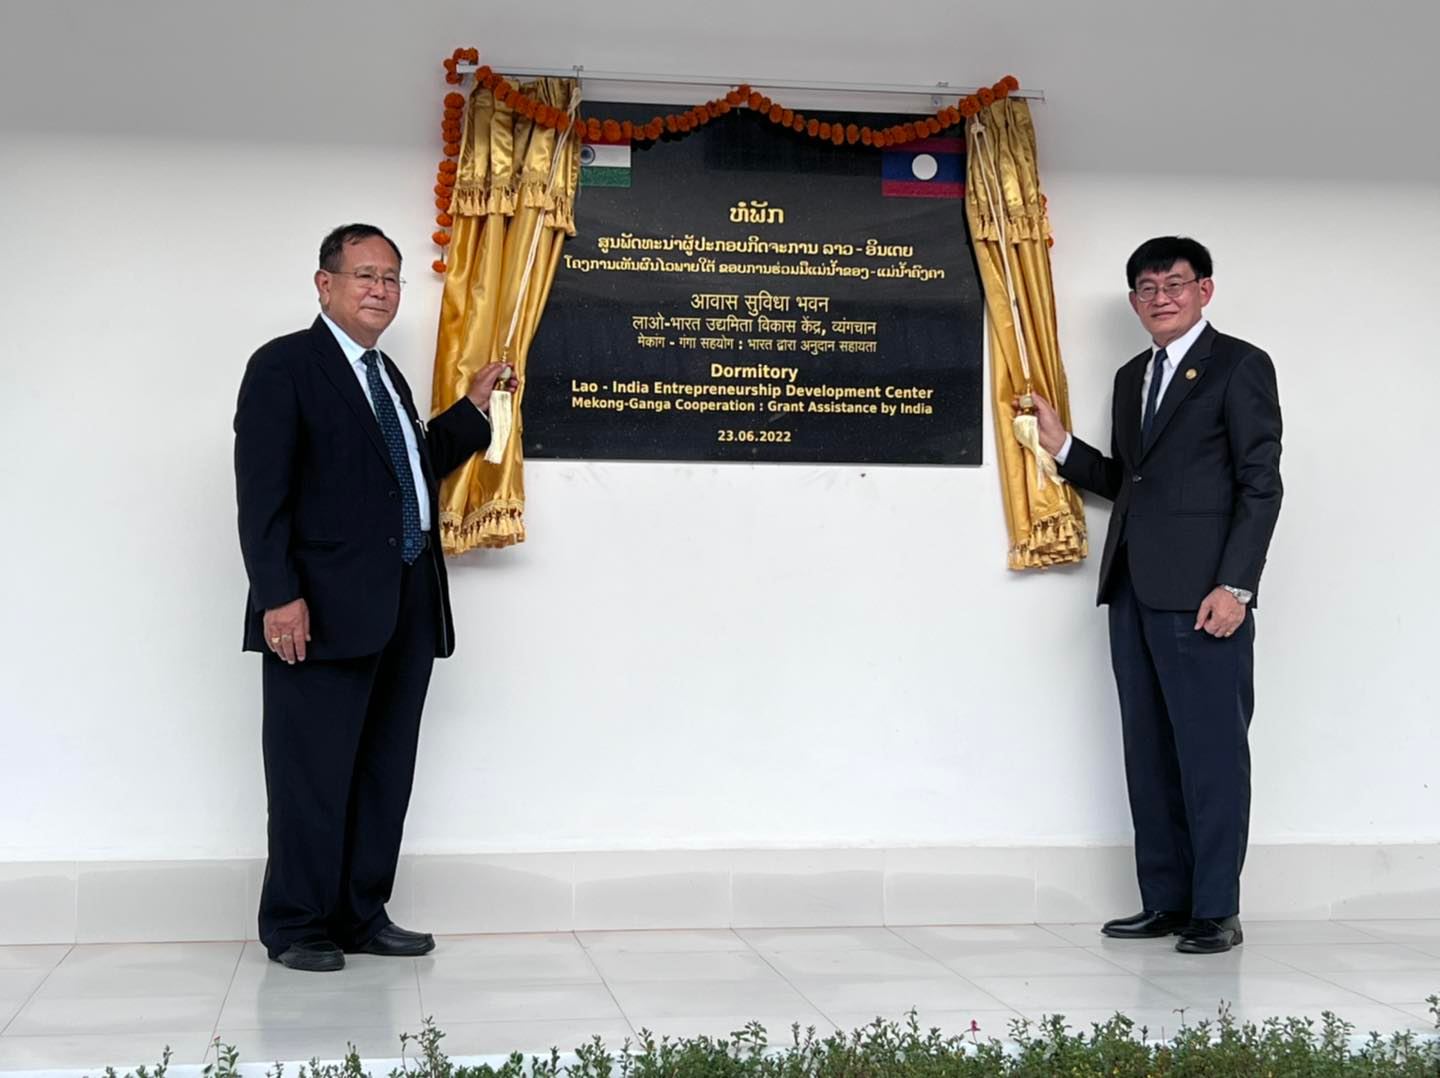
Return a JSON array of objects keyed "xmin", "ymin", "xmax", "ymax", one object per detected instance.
[
  {"xmin": 273, "ymin": 940, "xmax": 345, "ymax": 972},
  {"xmin": 1101, "ymin": 909, "xmax": 1190, "ymax": 939},
  {"xmin": 354, "ymin": 923, "xmax": 436, "ymax": 957},
  {"xmin": 1175, "ymin": 916, "xmax": 1243, "ymax": 954}
]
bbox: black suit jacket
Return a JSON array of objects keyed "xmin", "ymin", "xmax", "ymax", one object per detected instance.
[
  {"xmin": 234, "ymin": 317, "xmax": 490, "ymax": 659},
  {"xmin": 1058, "ymin": 324, "xmax": 1282, "ymax": 611}
]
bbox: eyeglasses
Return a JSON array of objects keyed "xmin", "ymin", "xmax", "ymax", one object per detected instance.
[
  {"xmin": 1133, "ymin": 278, "xmax": 1200, "ymax": 303},
  {"xmin": 327, "ymin": 270, "xmax": 405, "ymax": 292}
]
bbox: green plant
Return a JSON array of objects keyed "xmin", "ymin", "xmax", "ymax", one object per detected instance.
[{"xmin": 91, "ymin": 999, "xmax": 1440, "ymax": 1078}]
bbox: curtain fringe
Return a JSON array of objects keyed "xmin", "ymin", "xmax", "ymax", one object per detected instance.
[
  {"xmin": 1007, "ymin": 510, "xmax": 1088, "ymax": 570},
  {"xmin": 451, "ymin": 181, "xmax": 576, "ymax": 234},
  {"xmin": 452, "ymin": 184, "xmax": 515, "ymax": 217},
  {"xmin": 968, "ymin": 212, "xmax": 1051, "ymax": 245},
  {"xmin": 440, "ymin": 500, "xmax": 527, "ymax": 554}
]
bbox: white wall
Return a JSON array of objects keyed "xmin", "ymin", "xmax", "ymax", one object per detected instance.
[{"xmin": 2, "ymin": 0, "xmax": 1437, "ymax": 863}]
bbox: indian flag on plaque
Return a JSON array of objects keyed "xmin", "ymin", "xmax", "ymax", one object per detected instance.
[{"xmin": 579, "ymin": 136, "xmax": 631, "ymax": 188}]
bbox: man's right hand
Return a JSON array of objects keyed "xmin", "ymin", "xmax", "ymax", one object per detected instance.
[
  {"xmin": 263, "ymin": 598, "xmax": 310, "ymax": 664},
  {"xmin": 1013, "ymin": 391, "xmax": 1068, "ymax": 457}
]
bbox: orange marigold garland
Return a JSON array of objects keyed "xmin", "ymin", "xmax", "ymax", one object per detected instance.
[
  {"xmin": 431, "ymin": 51, "xmax": 482, "ymax": 272},
  {"xmin": 430, "ymin": 52, "xmax": 1024, "ymax": 273}
]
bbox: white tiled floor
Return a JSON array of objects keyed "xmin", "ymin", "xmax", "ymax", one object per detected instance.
[{"xmin": 0, "ymin": 922, "xmax": 1437, "ymax": 1072}]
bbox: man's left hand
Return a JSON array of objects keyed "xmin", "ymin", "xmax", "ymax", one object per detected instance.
[
  {"xmin": 465, "ymin": 362, "xmax": 520, "ymax": 413},
  {"xmin": 1195, "ymin": 587, "xmax": 1246, "ymax": 637}
]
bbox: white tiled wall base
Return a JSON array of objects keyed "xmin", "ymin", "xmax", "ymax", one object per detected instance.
[{"xmin": 1, "ymin": 845, "xmax": 1435, "ymax": 944}]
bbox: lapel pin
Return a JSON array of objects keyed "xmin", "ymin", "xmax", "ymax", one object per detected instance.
[{"xmin": 1184, "ymin": 368, "xmax": 1198, "ymax": 380}]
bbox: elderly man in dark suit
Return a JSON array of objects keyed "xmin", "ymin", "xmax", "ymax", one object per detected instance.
[
  {"xmin": 1024, "ymin": 236, "xmax": 1282, "ymax": 954},
  {"xmin": 235, "ymin": 223, "xmax": 513, "ymax": 972}
]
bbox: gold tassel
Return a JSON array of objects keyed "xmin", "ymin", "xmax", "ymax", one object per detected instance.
[
  {"xmin": 484, "ymin": 364, "xmax": 514, "ymax": 465},
  {"xmin": 1008, "ymin": 510, "xmax": 1088, "ymax": 570},
  {"xmin": 441, "ymin": 498, "xmax": 527, "ymax": 553},
  {"xmin": 1012, "ymin": 412, "xmax": 1063, "ymax": 490}
]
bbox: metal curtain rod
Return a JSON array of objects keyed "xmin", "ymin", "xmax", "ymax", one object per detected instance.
[{"xmin": 456, "ymin": 63, "xmax": 1045, "ymax": 103}]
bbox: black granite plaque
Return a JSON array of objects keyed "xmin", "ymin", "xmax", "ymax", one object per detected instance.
[{"xmin": 524, "ymin": 102, "xmax": 984, "ymax": 465}]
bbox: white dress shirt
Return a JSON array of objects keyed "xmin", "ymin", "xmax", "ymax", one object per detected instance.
[{"xmin": 320, "ymin": 313, "xmax": 430, "ymax": 531}]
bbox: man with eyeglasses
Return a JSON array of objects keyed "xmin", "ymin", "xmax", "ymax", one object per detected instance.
[
  {"xmin": 1020, "ymin": 236, "xmax": 1282, "ymax": 954},
  {"xmin": 235, "ymin": 223, "xmax": 515, "ymax": 972}
]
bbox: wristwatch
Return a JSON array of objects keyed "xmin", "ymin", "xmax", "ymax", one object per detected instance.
[{"xmin": 1221, "ymin": 584, "xmax": 1253, "ymax": 605}]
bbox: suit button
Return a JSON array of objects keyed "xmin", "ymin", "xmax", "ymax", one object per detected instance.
[
  {"xmin": 388, "ymin": 537, "xmax": 397, "ymax": 547},
  {"xmin": 1132, "ymin": 474, "xmax": 1143, "ymax": 483},
  {"xmin": 388, "ymin": 490, "xmax": 398, "ymax": 499}
]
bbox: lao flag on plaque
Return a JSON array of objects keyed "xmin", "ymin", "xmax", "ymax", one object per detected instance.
[{"xmin": 881, "ymin": 137, "xmax": 965, "ymax": 199}]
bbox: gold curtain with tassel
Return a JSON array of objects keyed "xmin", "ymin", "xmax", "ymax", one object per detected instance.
[
  {"xmin": 965, "ymin": 99, "xmax": 1087, "ymax": 569},
  {"xmin": 431, "ymin": 77, "xmax": 581, "ymax": 553}
]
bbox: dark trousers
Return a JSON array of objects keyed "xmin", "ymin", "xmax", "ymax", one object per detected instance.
[
  {"xmin": 258, "ymin": 552, "xmax": 439, "ymax": 957},
  {"xmin": 1107, "ymin": 556, "xmax": 1255, "ymax": 920}
]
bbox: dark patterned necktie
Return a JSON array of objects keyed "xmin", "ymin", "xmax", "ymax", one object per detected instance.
[
  {"xmin": 361, "ymin": 350, "xmax": 424, "ymax": 563},
  {"xmin": 1141, "ymin": 347, "xmax": 1168, "ymax": 448}
]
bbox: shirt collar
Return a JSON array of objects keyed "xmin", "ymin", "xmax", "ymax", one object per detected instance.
[
  {"xmin": 1154, "ymin": 318, "xmax": 1209, "ymax": 366},
  {"xmin": 320, "ymin": 312, "xmax": 377, "ymax": 368}
]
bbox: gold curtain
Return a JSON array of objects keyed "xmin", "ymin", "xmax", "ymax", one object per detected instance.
[
  {"xmin": 965, "ymin": 99, "xmax": 1087, "ymax": 569},
  {"xmin": 431, "ymin": 77, "xmax": 581, "ymax": 553}
]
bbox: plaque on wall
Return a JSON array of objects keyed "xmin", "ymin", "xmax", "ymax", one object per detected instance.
[{"xmin": 524, "ymin": 101, "xmax": 984, "ymax": 465}]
